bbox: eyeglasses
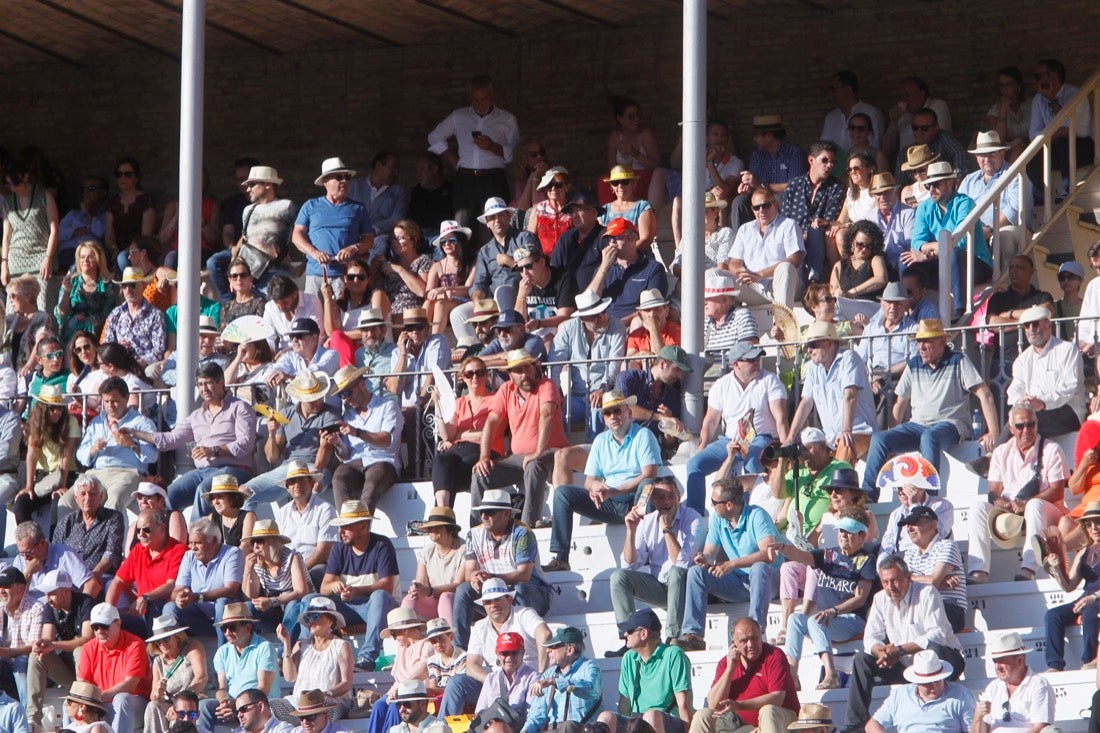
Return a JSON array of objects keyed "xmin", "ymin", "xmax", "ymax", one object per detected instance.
[
  {"xmin": 403, "ymin": 323, "xmax": 428, "ymax": 332},
  {"xmin": 805, "ymin": 340, "xmax": 826, "ymax": 350},
  {"xmin": 528, "ymin": 149, "xmax": 546, "ymax": 158},
  {"xmin": 115, "ymin": 170, "xmax": 136, "ymax": 178},
  {"xmin": 710, "ymin": 499, "xmax": 727, "ymax": 506},
  {"xmin": 846, "ymin": 124, "xmax": 869, "ymax": 132},
  {"xmin": 345, "ymin": 273, "xmax": 368, "ymax": 281},
  {"xmin": 43, "ymin": 350, "xmax": 63, "ymax": 360},
  {"xmin": 751, "ymin": 202, "xmax": 773, "ymax": 211},
  {"xmin": 91, "ymin": 623, "xmax": 112, "ymax": 632},
  {"xmin": 229, "ymin": 272, "xmax": 251, "ymax": 279},
  {"xmin": 327, "ymin": 174, "xmax": 351, "ymax": 182},
  {"xmin": 236, "ymin": 702, "xmax": 259, "ymax": 715},
  {"xmin": 545, "ymin": 181, "xmax": 566, "ymax": 190},
  {"xmin": 852, "ymin": 240, "xmax": 872, "ymax": 249},
  {"xmin": 602, "ymin": 407, "xmax": 625, "ymax": 417},
  {"xmin": 1013, "ymin": 421, "xmax": 1037, "ymax": 430},
  {"xmin": 174, "ymin": 711, "xmax": 199, "ymax": 721},
  {"xmin": 135, "ymin": 526, "xmax": 153, "ymax": 535},
  {"xmin": 463, "ymin": 369, "xmax": 488, "ymax": 379}
]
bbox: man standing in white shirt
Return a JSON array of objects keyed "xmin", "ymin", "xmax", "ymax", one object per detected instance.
[
  {"xmin": 820, "ymin": 70, "xmax": 885, "ymax": 150},
  {"xmin": 727, "ymin": 188, "xmax": 804, "ymax": 309},
  {"xmin": 427, "ymin": 75, "xmax": 520, "ymax": 230},
  {"xmin": 1007, "ymin": 305, "xmax": 1086, "ymax": 437}
]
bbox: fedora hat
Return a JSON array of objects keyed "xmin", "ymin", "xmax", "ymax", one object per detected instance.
[
  {"xmin": 393, "ymin": 680, "xmax": 431, "ymax": 702},
  {"xmin": 505, "ymin": 349, "xmax": 537, "ymax": 370},
  {"xmin": 473, "ymin": 488, "xmax": 518, "ymax": 514},
  {"xmin": 419, "ymin": 506, "xmax": 460, "ymax": 531},
  {"xmin": 213, "ymin": 602, "xmax": 258, "ymax": 627},
  {"xmin": 803, "ymin": 321, "xmax": 840, "ymax": 343},
  {"xmin": 33, "ymin": 384, "xmax": 65, "ymax": 406},
  {"xmin": 242, "ymin": 519, "xmax": 291, "ymax": 545},
  {"xmin": 330, "ymin": 365, "xmax": 368, "ymax": 395},
  {"xmin": 869, "ymin": 172, "xmax": 899, "ymax": 195},
  {"xmin": 752, "ymin": 114, "xmax": 784, "ymax": 131},
  {"xmin": 433, "ymin": 220, "xmax": 472, "ymax": 247},
  {"xmin": 823, "ymin": 467, "xmax": 862, "ymax": 492},
  {"xmin": 900, "ymin": 144, "xmax": 940, "ymax": 171},
  {"xmin": 990, "ymin": 509, "xmax": 1025, "ymax": 550},
  {"xmin": 314, "ymin": 157, "xmax": 356, "ymax": 186},
  {"xmin": 289, "ymin": 690, "xmax": 335, "ymax": 718},
  {"xmin": 286, "ymin": 370, "xmax": 332, "ymax": 404},
  {"xmin": 202, "ymin": 474, "xmax": 245, "ymax": 501},
  {"xmin": 244, "ymin": 166, "xmax": 283, "ymax": 186},
  {"xmin": 637, "ymin": 288, "xmax": 669, "ymax": 310},
  {"xmin": 466, "ymin": 299, "xmax": 500, "ymax": 324},
  {"xmin": 913, "ymin": 318, "xmax": 947, "ymax": 339},
  {"xmin": 573, "ymin": 290, "xmax": 612, "ymax": 318},
  {"xmin": 1078, "ymin": 501, "xmax": 1100, "ymax": 523},
  {"xmin": 402, "ymin": 307, "xmax": 429, "ymax": 326},
  {"xmin": 425, "ymin": 617, "xmax": 453, "ymax": 640},
  {"xmin": 381, "ymin": 607, "xmax": 427, "ymax": 639},
  {"xmin": 537, "ymin": 166, "xmax": 570, "ymax": 190},
  {"xmin": 475, "ymin": 577, "xmax": 517, "ymax": 605},
  {"xmin": 787, "ymin": 703, "xmax": 835, "ymax": 731},
  {"xmin": 146, "ymin": 613, "xmax": 191, "ymax": 644},
  {"xmin": 969, "ymin": 131, "xmax": 1010, "ymax": 155},
  {"xmin": 115, "ymin": 266, "xmax": 151, "ymax": 285},
  {"xmin": 987, "ymin": 631, "xmax": 1027, "ymax": 660},
  {"xmin": 923, "ymin": 161, "xmax": 959, "ymax": 185},
  {"xmin": 704, "ymin": 268, "xmax": 739, "ymax": 299},
  {"xmin": 704, "ymin": 191, "xmax": 728, "ymax": 209},
  {"xmin": 601, "ymin": 389, "xmax": 637, "ymax": 411},
  {"xmin": 331, "ymin": 500, "xmax": 373, "ymax": 527},
  {"xmin": 299, "ymin": 596, "xmax": 346, "ymax": 630},
  {"xmin": 878, "ymin": 281, "xmax": 908, "ymax": 302},
  {"xmin": 603, "ymin": 165, "xmax": 636, "ymax": 183},
  {"xmin": 281, "ymin": 459, "xmax": 321, "ymax": 485},
  {"xmin": 902, "ymin": 649, "xmax": 954, "ymax": 683},
  {"xmin": 65, "ymin": 681, "xmax": 108, "ymax": 713},
  {"xmin": 356, "ymin": 307, "xmax": 387, "ymax": 329},
  {"xmin": 477, "ymin": 197, "xmax": 516, "ymax": 224},
  {"xmin": 199, "ymin": 315, "xmax": 220, "ymax": 334}
]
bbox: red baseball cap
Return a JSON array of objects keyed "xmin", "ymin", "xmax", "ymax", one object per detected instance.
[
  {"xmin": 604, "ymin": 218, "xmax": 638, "ymax": 237},
  {"xmin": 496, "ymin": 632, "xmax": 525, "ymax": 654}
]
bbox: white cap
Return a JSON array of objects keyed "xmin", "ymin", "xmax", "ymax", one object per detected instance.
[
  {"xmin": 800, "ymin": 427, "xmax": 827, "ymax": 445},
  {"xmin": 40, "ymin": 569, "xmax": 73, "ymax": 594},
  {"xmin": 90, "ymin": 603, "xmax": 120, "ymax": 626},
  {"xmin": 133, "ymin": 482, "xmax": 168, "ymax": 501}
]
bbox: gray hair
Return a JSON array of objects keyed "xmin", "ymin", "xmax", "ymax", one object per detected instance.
[
  {"xmin": 141, "ymin": 507, "xmax": 169, "ymax": 528},
  {"xmin": 711, "ymin": 477, "xmax": 746, "ymax": 506},
  {"xmin": 14, "ymin": 521, "xmax": 45, "ymax": 545},
  {"xmin": 73, "ymin": 475, "xmax": 103, "ymax": 494},
  {"xmin": 188, "ymin": 516, "xmax": 221, "ymax": 544},
  {"xmin": 878, "ymin": 554, "xmax": 910, "ymax": 576},
  {"xmin": 1010, "ymin": 403, "xmax": 1038, "ymax": 420}
]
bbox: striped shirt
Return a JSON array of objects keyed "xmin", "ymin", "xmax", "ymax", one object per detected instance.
[
  {"xmin": 427, "ymin": 650, "xmax": 468, "ymax": 690},
  {"xmin": 904, "ymin": 537, "xmax": 967, "ymax": 611}
]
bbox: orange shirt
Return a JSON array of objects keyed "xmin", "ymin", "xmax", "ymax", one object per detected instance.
[
  {"xmin": 78, "ymin": 629, "xmax": 152, "ymax": 699},
  {"xmin": 453, "ymin": 394, "xmax": 505, "ymax": 456},
  {"xmin": 627, "ymin": 321, "xmax": 682, "ymax": 354},
  {"xmin": 488, "ymin": 378, "xmax": 568, "ymax": 456}
]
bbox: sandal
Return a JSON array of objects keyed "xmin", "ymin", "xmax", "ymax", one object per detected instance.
[
  {"xmin": 772, "ymin": 630, "xmax": 787, "ymax": 646},
  {"xmin": 816, "ymin": 674, "xmax": 841, "ymax": 690}
]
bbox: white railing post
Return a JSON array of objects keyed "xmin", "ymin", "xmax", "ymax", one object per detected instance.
[{"xmin": 938, "ymin": 228, "xmax": 953, "ymax": 320}]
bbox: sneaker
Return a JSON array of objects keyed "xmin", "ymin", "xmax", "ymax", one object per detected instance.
[
  {"xmin": 604, "ymin": 645, "xmax": 628, "ymax": 658},
  {"xmin": 673, "ymin": 634, "xmax": 706, "ymax": 652},
  {"xmin": 966, "ymin": 571, "xmax": 989, "ymax": 584},
  {"xmin": 541, "ymin": 558, "xmax": 571, "ymax": 572},
  {"xmin": 354, "ymin": 658, "xmax": 375, "ymax": 672}
]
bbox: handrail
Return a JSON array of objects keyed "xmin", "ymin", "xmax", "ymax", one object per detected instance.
[{"xmin": 945, "ymin": 69, "xmax": 1100, "ymax": 318}]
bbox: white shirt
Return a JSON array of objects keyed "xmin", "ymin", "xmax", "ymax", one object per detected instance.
[
  {"xmin": 729, "ymin": 215, "xmax": 804, "ymax": 278},
  {"xmin": 263, "ymin": 292, "xmax": 324, "ymax": 351},
  {"xmin": 977, "ymin": 670, "xmax": 1055, "ymax": 732},
  {"xmin": 1078, "ymin": 277, "xmax": 1100, "ymax": 345},
  {"xmin": 468, "ymin": 606, "xmax": 545, "ymax": 672},
  {"xmin": 622, "ymin": 505, "xmax": 704, "ymax": 583},
  {"xmin": 708, "ymin": 369, "xmax": 788, "ymax": 440},
  {"xmin": 274, "ymin": 494, "xmax": 339, "ymax": 561},
  {"xmin": 427, "ymin": 105, "xmax": 520, "ymax": 169},
  {"xmin": 988, "ymin": 437, "xmax": 1070, "ymax": 501},
  {"xmin": 863, "ymin": 581, "xmax": 960, "ymax": 655},
  {"xmin": 820, "ymin": 100, "xmax": 886, "ymax": 149},
  {"xmin": 1006, "ymin": 336, "xmax": 1086, "ymax": 421}
]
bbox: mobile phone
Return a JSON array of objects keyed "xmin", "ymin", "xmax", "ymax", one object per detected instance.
[
  {"xmin": 320, "ymin": 424, "xmax": 339, "ymax": 435},
  {"xmin": 472, "ymin": 131, "xmax": 483, "ymax": 139}
]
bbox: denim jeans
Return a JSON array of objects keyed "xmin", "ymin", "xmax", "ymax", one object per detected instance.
[
  {"xmin": 452, "ymin": 582, "xmax": 554, "ymax": 650},
  {"xmin": 438, "ymin": 673, "xmax": 481, "ymax": 716},
  {"xmin": 549, "ymin": 486, "xmax": 631, "ymax": 562},
  {"xmin": 163, "ymin": 598, "xmax": 230, "ymax": 645},
  {"xmin": 106, "ymin": 692, "xmax": 147, "ymax": 733},
  {"xmin": 300, "ymin": 591, "xmax": 398, "ymax": 666},
  {"xmin": 248, "ymin": 598, "xmax": 306, "ymax": 641},
  {"xmin": 1045, "ymin": 599, "xmax": 1100, "ymax": 670},
  {"xmin": 170, "ymin": 465, "xmax": 254, "ymax": 512},
  {"xmin": 783, "ymin": 610, "xmax": 866, "ymax": 659},
  {"xmin": 567, "ymin": 394, "xmax": 606, "ymax": 440},
  {"xmin": 682, "ymin": 560, "xmax": 775, "ymax": 634},
  {"xmin": 860, "ymin": 420, "xmax": 960, "ymax": 500},
  {"xmin": 684, "ymin": 434, "xmax": 773, "ymax": 515}
]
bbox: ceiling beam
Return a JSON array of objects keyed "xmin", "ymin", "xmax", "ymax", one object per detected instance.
[
  {"xmin": 527, "ymin": 0, "xmax": 619, "ymax": 28},
  {"xmin": 268, "ymin": 0, "xmax": 403, "ymax": 48},
  {"xmin": 407, "ymin": 0, "xmax": 518, "ymax": 37},
  {"xmin": 139, "ymin": 0, "xmax": 283, "ymax": 55},
  {"xmin": 30, "ymin": 0, "xmax": 179, "ymax": 61},
  {"xmin": 0, "ymin": 28, "xmax": 86, "ymax": 69}
]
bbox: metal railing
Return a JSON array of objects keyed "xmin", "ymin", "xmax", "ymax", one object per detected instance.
[{"xmin": 944, "ymin": 70, "xmax": 1100, "ymax": 319}]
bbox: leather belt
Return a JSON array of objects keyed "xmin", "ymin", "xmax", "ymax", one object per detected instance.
[{"xmin": 457, "ymin": 167, "xmax": 505, "ymax": 177}]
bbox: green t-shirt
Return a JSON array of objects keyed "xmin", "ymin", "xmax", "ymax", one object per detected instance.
[
  {"xmin": 619, "ymin": 643, "xmax": 692, "ymax": 715},
  {"xmin": 784, "ymin": 458, "xmax": 853, "ymax": 534},
  {"xmin": 164, "ymin": 297, "xmax": 221, "ymax": 334}
]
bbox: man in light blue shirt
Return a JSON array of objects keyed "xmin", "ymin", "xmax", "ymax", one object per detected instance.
[
  {"xmin": 959, "ymin": 131, "xmax": 1030, "ymax": 262},
  {"xmin": 866, "ymin": 649, "xmax": 974, "ymax": 733},
  {"xmin": 202, "ymin": 606, "xmax": 281, "ymax": 733},
  {"xmin": 166, "ymin": 516, "xmax": 244, "ymax": 642},
  {"xmin": 347, "ymin": 151, "xmax": 407, "ymax": 258},
  {"xmin": 0, "ymin": 690, "xmax": 30, "ymax": 733},
  {"xmin": 544, "ymin": 391, "xmax": 661, "ymax": 573},
  {"xmin": 675, "ymin": 477, "xmax": 779, "ymax": 650},
  {"xmin": 524, "ymin": 627, "xmax": 602, "ymax": 733},
  {"xmin": 72, "ymin": 377, "xmax": 158, "ymax": 512},
  {"xmin": 331, "ymin": 365, "xmax": 402, "ymax": 510}
]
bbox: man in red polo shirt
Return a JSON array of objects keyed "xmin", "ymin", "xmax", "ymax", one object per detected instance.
[
  {"xmin": 689, "ymin": 617, "xmax": 800, "ymax": 733},
  {"xmin": 105, "ymin": 508, "xmax": 186, "ymax": 635},
  {"xmin": 78, "ymin": 602, "xmax": 152, "ymax": 733},
  {"xmin": 472, "ymin": 348, "xmax": 569, "ymax": 527}
]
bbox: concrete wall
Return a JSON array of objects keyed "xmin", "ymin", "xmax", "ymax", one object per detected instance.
[{"xmin": 3, "ymin": 0, "xmax": 1098, "ymax": 211}]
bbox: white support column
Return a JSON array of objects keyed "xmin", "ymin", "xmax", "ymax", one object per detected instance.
[{"xmin": 681, "ymin": 0, "xmax": 706, "ymax": 433}]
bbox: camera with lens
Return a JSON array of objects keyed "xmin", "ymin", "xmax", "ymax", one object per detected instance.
[{"xmin": 762, "ymin": 440, "xmax": 802, "ymax": 462}]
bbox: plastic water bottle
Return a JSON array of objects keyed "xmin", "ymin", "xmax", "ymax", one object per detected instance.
[
  {"xmin": 971, "ymin": 409, "xmax": 984, "ymax": 441},
  {"xmin": 43, "ymin": 704, "xmax": 57, "ymax": 732}
]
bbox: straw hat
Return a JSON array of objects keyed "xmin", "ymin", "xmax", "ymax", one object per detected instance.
[
  {"xmin": 419, "ymin": 506, "xmax": 460, "ymax": 531},
  {"xmin": 704, "ymin": 191, "xmax": 728, "ymax": 209},
  {"xmin": 869, "ymin": 172, "xmax": 899, "ymax": 195},
  {"xmin": 572, "ymin": 290, "xmax": 612, "ymax": 318},
  {"xmin": 902, "ymin": 649, "xmax": 954, "ymax": 683},
  {"xmin": 146, "ymin": 613, "xmax": 191, "ymax": 644},
  {"xmin": 330, "ymin": 365, "xmax": 368, "ymax": 395},
  {"xmin": 704, "ymin": 268, "xmax": 739, "ymax": 299},
  {"xmin": 505, "ymin": 349, "xmax": 537, "ymax": 370},
  {"xmin": 913, "ymin": 318, "xmax": 947, "ymax": 339},
  {"xmin": 604, "ymin": 165, "xmax": 636, "ymax": 183},
  {"xmin": 899, "ymin": 144, "xmax": 940, "ymax": 171},
  {"xmin": 474, "ymin": 577, "xmax": 517, "ymax": 605},
  {"xmin": 280, "ymin": 460, "xmax": 320, "ymax": 485},
  {"xmin": 202, "ymin": 474, "xmax": 246, "ymax": 501},
  {"xmin": 357, "ymin": 308, "xmax": 387, "ymax": 329},
  {"xmin": 402, "ymin": 307, "xmax": 429, "ymax": 326},
  {"xmin": 33, "ymin": 384, "xmax": 65, "ymax": 406},
  {"xmin": 787, "ymin": 703, "xmax": 835, "ymax": 731},
  {"xmin": 466, "ymin": 299, "xmax": 501, "ymax": 324},
  {"xmin": 752, "ymin": 115, "xmax": 785, "ymax": 131},
  {"xmin": 923, "ymin": 161, "xmax": 959, "ymax": 185},
  {"xmin": 213, "ymin": 602, "xmax": 259, "ymax": 627},
  {"xmin": 244, "ymin": 166, "xmax": 283, "ymax": 186},
  {"xmin": 393, "ymin": 680, "xmax": 431, "ymax": 702},
  {"xmin": 289, "ymin": 690, "xmax": 335, "ymax": 718},
  {"xmin": 331, "ymin": 500, "xmax": 373, "ymax": 527},
  {"xmin": 115, "ymin": 267, "xmax": 151, "ymax": 285},
  {"xmin": 600, "ymin": 390, "xmax": 637, "ymax": 411},
  {"xmin": 969, "ymin": 131, "xmax": 1010, "ymax": 155},
  {"xmin": 65, "ymin": 681, "xmax": 108, "ymax": 713},
  {"xmin": 298, "ymin": 596, "xmax": 346, "ymax": 630},
  {"xmin": 381, "ymin": 607, "xmax": 427, "ymax": 639},
  {"xmin": 242, "ymin": 519, "xmax": 291, "ymax": 545},
  {"xmin": 314, "ymin": 157, "xmax": 356, "ymax": 186},
  {"xmin": 1078, "ymin": 501, "xmax": 1100, "ymax": 523},
  {"xmin": 803, "ymin": 321, "xmax": 840, "ymax": 343},
  {"xmin": 198, "ymin": 315, "xmax": 220, "ymax": 334},
  {"xmin": 990, "ymin": 510, "xmax": 1025, "ymax": 550},
  {"xmin": 286, "ymin": 370, "xmax": 332, "ymax": 404}
]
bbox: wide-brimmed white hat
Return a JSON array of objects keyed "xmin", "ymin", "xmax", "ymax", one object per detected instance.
[
  {"xmin": 433, "ymin": 220, "xmax": 472, "ymax": 246},
  {"xmin": 637, "ymin": 288, "xmax": 668, "ymax": 310},
  {"xmin": 286, "ymin": 370, "xmax": 332, "ymax": 403},
  {"xmin": 331, "ymin": 500, "xmax": 374, "ymax": 527},
  {"xmin": 572, "ymin": 290, "xmax": 612, "ymax": 318},
  {"xmin": 299, "ymin": 595, "xmax": 346, "ymax": 630},
  {"xmin": 474, "ymin": 577, "xmax": 517, "ymax": 605},
  {"xmin": 923, "ymin": 161, "xmax": 959, "ymax": 185},
  {"xmin": 314, "ymin": 157, "xmax": 356, "ymax": 186},
  {"xmin": 704, "ymin": 268, "xmax": 738, "ymax": 299},
  {"xmin": 969, "ymin": 131, "xmax": 1010, "ymax": 155},
  {"xmin": 381, "ymin": 607, "xmax": 427, "ymax": 639},
  {"xmin": 473, "ymin": 488, "xmax": 518, "ymax": 514},
  {"xmin": 477, "ymin": 197, "xmax": 516, "ymax": 224},
  {"xmin": 146, "ymin": 613, "xmax": 191, "ymax": 644},
  {"xmin": 988, "ymin": 631, "xmax": 1027, "ymax": 660},
  {"xmin": 902, "ymin": 649, "xmax": 954, "ymax": 683},
  {"xmin": 244, "ymin": 166, "xmax": 283, "ymax": 186},
  {"xmin": 537, "ymin": 166, "xmax": 569, "ymax": 191}
]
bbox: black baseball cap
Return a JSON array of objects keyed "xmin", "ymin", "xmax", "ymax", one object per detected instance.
[
  {"xmin": 0, "ymin": 567, "xmax": 27, "ymax": 587},
  {"xmin": 287, "ymin": 318, "xmax": 320, "ymax": 336},
  {"xmin": 897, "ymin": 505, "xmax": 938, "ymax": 527},
  {"xmin": 563, "ymin": 190, "xmax": 599, "ymax": 212}
]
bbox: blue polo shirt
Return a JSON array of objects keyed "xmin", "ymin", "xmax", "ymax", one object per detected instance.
[
  {"xmin": 912, "ymin": 192, "xmax": 991, "ymax": 268},
  {"xmin": 872, "ymin": 681, "xmax": 974, "ymax": 733},
  {"xmin": 177, "ymin": 543, "xmax": 244, "ymax": 594},
  {"xmin": 585, "ymin": 422, "xmax": 662, "ymax": 490},
  {"xmin": 600, "ymin": 254, "xmax": 668, "ymax": 319},
  {"xmin": 213, "ymin": 634, "xmax": 281, "ymax": 698},
  {"xmin": 705, "ymin": 503, "xmax": 780, "ymax": 573},
  {"xmin": 295, "ymin": 196, "xmax": 373, "ymax": 277}
]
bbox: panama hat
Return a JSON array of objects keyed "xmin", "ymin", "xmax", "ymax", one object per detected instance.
[
  {"xmin": 987, "ymin": 631, "xmax": 1027, "ymax": 660},
  {"xmin": 202, "ymin": 474, "xmax": 246, "ymax": 500},
  {"xmin": 990, "ymin": 509, "xmax": 1025, "ymax": 550},
  {"xmin": 899, "ymin": 144, "xmax": 940, "ymax": 171},
  {"xmin": 505, "ymin": 349, "xmax": 537, "ymax": 370},
  {"xmin": 280, "ymin": 459, "xmax": 321, "ymax": 485},
  {"xmin": 923, "ymin": 161, "xmax": 959, "ymax": 185},
  {"xmin": 402, "ymin": 307, "xmax": 429, "ymax": 326},
  {"xmin": 33, "ymin": 384, "xmax": 65, "ymax": 406},
  {"xmin": 803, "ymin": 321, "xmax": 840, "ymax": 343},
  {"xmin": 381, "ymin": 607, "xmax": 427, "ymax": 639},
  {"xmin": 869, "ymin": 172, "xmax": 899, "ymax": 195},
  {"xmin": 198, "ymin": 315, "xmax": 220, "ymax": 334},
  {"xmin": 704, "ymin": 191, "xmax": 728, "ymax": 209},
  {"xmin": 314, "ymin": 157, "xmax": 356, "ymax": 186},
  {"xmin": 65, "ymin": 682, "xmax": 108, "ymax": 713},
  {"xmin": 331, "ymin": 365, "xmax": 368, "ymax": 395},
  {"xmin": 969, "ymin": 131, "xmax": 1010, "ymax": 155},
  {"xmin": 473, "ymin": 488, "xmax": 518, "ymax": 514},
  {"xmin": 244, "ymin": 166, "xmax": 283, "ymax": 186},
  {"xmin": 787, "ymin": 703, "xmax": 835, "ymax": 731},
  {"xmin": 286, "ymin": 370, "xmax": 332, "ymax": 403},
  {"xmin": 913, "ymin": 318, "xmax": 947, "ymax": 339},
  {"xmin": 213, "ymin": 602, "xmax": 259, "ymax": 627},
  {"xmin": 1078, "ymin": 501, "xmax": 1100, "ymax": 523},
  {"xmin": 242, "ymin": 519, "xmax": 291, "ymax": 544},
  {"xmin": 704, "ymin": 268, "xmax": 739, "ymax": 299},
  {"xmin": 600, "ymin": 390, "xmax": 637, "ymax": 411},
  {"xmin": 474, "ymin": 577, "xmax": 517, "ymax": 605},
  {"xmin": 392, "ymin": 680, "xmax": 431, "ymax": 702},
  {"xmin": 425, "ymin": 617, "xmax": 453, "ymax": 640},
  {"xmin": 146, "ymin": 613, "xmax": 191, "ymax": 644},
  {"xmin": 752, "ymin": 115, "xmax": 785, "ymax": 131},
  {"xmin": 637, "ymin": 288, "xmax": 668, "ymax": 310},
  {"xmin": 331, "ymin": 500, "xmax": 373, "ymax": 527},
  {"xmin": 356, "ymin": 308, "xmax": 387, "ymax": 329},
  {"xmin": 289, "ymin": 690, "xmax": 335, "ymax": 717},
  {"xmin": 433, "ymin": 220, "xmax": 472, "ymax": 247},
  {"xmin": 902, "ymin": 649, "xmax": 954, "ymax": 683},
  {"xmin": 572, "ymin": 290, "xmax": 612, "ymax": 318},
  {"xmin": 298, "ymin": 596, "xmax": 346, "ymax": 630},
  {"xmin": 604, "ymin": 165, "xmax": 636, "ymax": 183},
  {"xmin": 115, "ymin": 267, "xmax": 151, "ymax": 285},
  {"xmin": 419, "ymin": 506, "xmax": 460, "ymax": 531},
  {"xmin": 466, "ymin": 299, "xmax": 501, "ymax": 324},
  {"xmin": 878, "ymin": 281, "xmax": 907, "ymax": 302},
  {"xmin": 477, "ymin": 197, "xmax": 516, "ymax": 224}
]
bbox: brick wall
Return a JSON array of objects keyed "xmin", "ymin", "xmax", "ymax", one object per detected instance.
[{"xmin": 3, "ymin": 0, "xmax": 1098, "ymax": 211}]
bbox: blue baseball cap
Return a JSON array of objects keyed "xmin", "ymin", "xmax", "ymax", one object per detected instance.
[{"xmin": 493, "ymin": 310, "xmax": 526, "ymax": 330}]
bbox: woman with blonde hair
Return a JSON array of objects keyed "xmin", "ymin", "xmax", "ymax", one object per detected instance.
[
  {"xmin": 55, "ymin": 239, "xmax": 119, "ymax": 342},
  {"xmin": 243, "ymin": 519, "xmax": 311, "ymax": 638},
  {"xmin": 143, "ymin": 613, "xmax": 209, "ymax": 733}
]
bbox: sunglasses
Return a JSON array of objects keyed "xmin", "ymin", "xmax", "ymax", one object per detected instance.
[
  {"xmin": 479, "ymin": 509, "xmax": 506, "ymax": 516},
  {"xmin": 848, "ymin": 165, "xmax": 865, "ymax": 172},
  {"xmin": 327, "ymin": 174, "xmax": 351, "ymax": 182},
  {"xmin": 805, "ymin": 341, "xmax": 827, "ymax": 350},
  {"xmin": 439, "ymin": 237, "xmax": 460, "ymax": 246},
  {"xmin": 43, "ymin": 350, "xmax": 63, "ymax": 360},
  {"xmin": 545, "ymin": 181, "xmax": 566, "ymax": 190},
  {"xmin": 115, "ymin": 170, "xmax": 136, "ymax": 178},
  {"xmin": 397, "ymin": 701, "xmax": 418, "ymax": 708},
  {"xmin": 300, "ymin": 714, "xmax": 323, "ymax": 722},
  {"xmin": 1013, "ymin": 421, "xmax": 1037, "ymax": 430},
  {"xmin": 751, "ymin": 202, "xmax": 773, "ymax": 211},
  {"xmin": 609, "ymin": 180, "xmax": 631, "ymax": 187},
  {"xmin": 223, "ymin": 622, "xmax": 251, "ymax": 631},
  {"xmin": 1002, "ymin": 701, "xmax": 1011, "ymax": 723},
  {"xmin": 852, "ymin": 240, "xmax": 872, "ymax": 249},
  {"xmin": 91, "ymin": 623, "xmax": 112, "ymax": 632},
  {"xmin": 528, "ymin": 149, "xmax": 546, "ymax": 158},
  {"xmin": 229, "ymin": 272, "xmax": 251, "ymax": 279},
  {"xmin": 345, "ymin": 273, "xmax": 368, "ymax": 281},
  {"xmin": 710, "ymin": 499, "xmax": 727, "ymax": 506},
  {"xmin": 403, "ymin": 324, "xmax": 428, "ymax": 332},
  {"xmin": 237, "ymin": 702, "xmax": 260, "ymax": 715},
  {"xmin": 520, "ymin": 263, "xmax": 537, "ymax": 270},
  {"xmin": 174, "ymin": 711, "xmax": 199, "ymax": 721},
  {"xmin": 135, "ymin": 526, "xmax": 153, "ymax": 535},
  {"xmin": 498, "ymin": 650, "xmax": 522, "ymax": 657},
  {"xmin": 75, "ymin": 343, "xmax": 95, "ymax": 353},
  {"xmin": 911, "ymin": 124, "xmax": 934, "ymax": 132},
  {"xmin": 847, "ymin": 125, "xmax": 869, "ymax": 132},
  {"xmin": 463, "ymin": 369, "xmax": 488, "ymax": 379},
  {"xmin": 302, "ymin": 612, "xmax": 324, "ymax": 624},
  {"xmin": 925, "ymin": 181, "xmax": 946, "ymax": 190}
]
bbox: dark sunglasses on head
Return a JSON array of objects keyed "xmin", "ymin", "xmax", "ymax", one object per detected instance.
[{"xmin": 911, "ymin": 124, "xmax": 933, "ymax": 132}]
